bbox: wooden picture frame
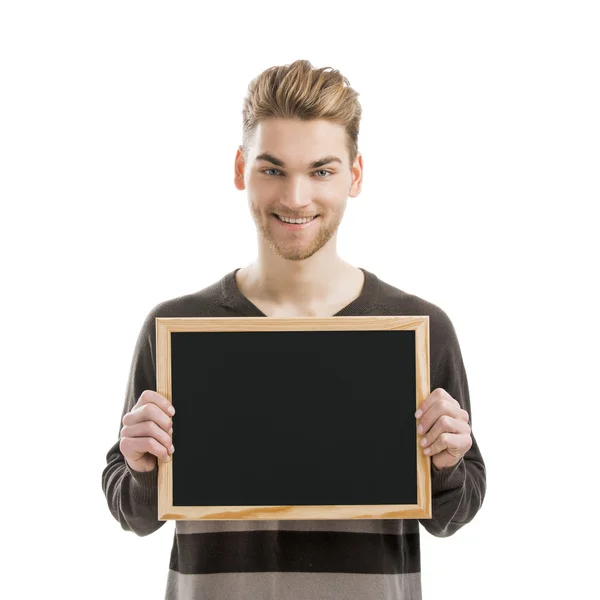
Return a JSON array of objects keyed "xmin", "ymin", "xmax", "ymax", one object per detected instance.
[{"xmin": 156, "ymin": 315, "xmax": 431, "ymax": 520}]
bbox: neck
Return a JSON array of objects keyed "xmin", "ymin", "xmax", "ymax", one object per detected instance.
[{"xmin": 236, "ymin": 257, "xmax": 359, "ymax": 308}]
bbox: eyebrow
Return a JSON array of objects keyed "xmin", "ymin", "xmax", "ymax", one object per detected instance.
[{"xmin": 255, "ymin": 153, "xmax": 343, "ymax": 169}]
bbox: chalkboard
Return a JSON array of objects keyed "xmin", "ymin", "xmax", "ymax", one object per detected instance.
[{"xmin": 156, "ymin": 316, "xmax": 431, "ymax": 520}]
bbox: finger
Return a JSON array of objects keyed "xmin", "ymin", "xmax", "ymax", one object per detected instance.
[
  {"xmin": 417, "ymin": 397, "xmax": 468, "ymax": 437},
  {"xmin": 123, "ymin": 397, "xmax": 173, "ymax": 433},
  {"xmin": 420, "ymin": 416, "xmax": 471, "ymax": 450},
  {"xmin": 423, "ymin": 432, "xmax": 472, "ymax": 459},
  {"xmin": 134, "ymin": 390, "xmax": 175, "ymax": 417},
  {"xmin": 121, "ymin": 421, "xmax": 173, "ymax": 452},
  {"xmin": 120, "ymin": 435, "xmax": 172, "ymax": 464},
  {"xmin": 415, "ymin": 387, "xmax": 453, "ymax": 417}
]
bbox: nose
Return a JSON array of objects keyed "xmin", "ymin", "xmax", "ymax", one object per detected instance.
[{"xmin": 280, "ymin": 176, "xmax": 313, "ymax": 210}]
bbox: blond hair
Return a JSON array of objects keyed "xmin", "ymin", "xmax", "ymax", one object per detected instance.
[{"xmin": 240, "ymin": 59, "xmax": 362, "ymax": 171}]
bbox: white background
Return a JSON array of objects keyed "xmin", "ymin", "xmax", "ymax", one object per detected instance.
[{"xmin": 2, "ymin": 1, "xmax": 598, "ymax": 598}]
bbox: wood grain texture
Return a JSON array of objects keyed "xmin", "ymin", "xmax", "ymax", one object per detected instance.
[{"xmin": 157, "ymin": 316, "xmax": 431, "ymax": 520}]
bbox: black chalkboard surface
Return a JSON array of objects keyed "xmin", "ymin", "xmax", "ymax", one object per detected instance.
[{"xmin": 156, "ymin": 316, "xmax": 431, "ymax": 520}]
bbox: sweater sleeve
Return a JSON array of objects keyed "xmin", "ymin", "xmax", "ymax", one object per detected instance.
[
  {"xmin": 101, "ymin": 307, "xmax": 166, "ymax": 537},
  {"xmin": 418, "ymin": 315, "xmax": 487, "ymax": 538}
]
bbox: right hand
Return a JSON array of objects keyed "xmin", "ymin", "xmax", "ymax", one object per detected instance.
[{"xmin": 120, "ymin": 390, "xmax": 175, "ymax": 473}]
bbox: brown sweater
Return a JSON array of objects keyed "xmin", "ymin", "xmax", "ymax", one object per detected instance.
[{"xmin": 102, "ymin": 267, "xmax": 487, "ymax": 599}]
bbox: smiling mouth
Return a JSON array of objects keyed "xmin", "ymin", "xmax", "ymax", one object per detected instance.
[
  {"xmin": 274, "ymin": 214, "xmax": 319, "ymax": 222},
  {"xmin": 272, "ymin": 214, "xmax": 320, "ymax": 229}
]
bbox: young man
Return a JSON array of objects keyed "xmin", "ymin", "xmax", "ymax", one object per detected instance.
[{"xmin": 102, "ymin": 59, "xmax": 486, "ymax": 600}]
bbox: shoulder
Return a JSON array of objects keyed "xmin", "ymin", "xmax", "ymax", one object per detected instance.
[
  {"xmin": 375, "ymin": 276, "xmax": 469, "ymax": 398},
  {"xmin": 374, "ymin": 275, "xmax": 458, "ymax": 350},
  {"xmin": 139, "ymin": 277, "xmax": 225, "ymax": 333}
]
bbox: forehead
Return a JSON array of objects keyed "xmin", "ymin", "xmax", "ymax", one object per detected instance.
[{"xmin": 250, "ymin": 118, "xmax": 347, "ymax": 164}]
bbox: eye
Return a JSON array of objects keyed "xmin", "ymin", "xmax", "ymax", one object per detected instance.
[{"xmin": 262, "ymin": 168, "xmax": 333, "ymax": 178}]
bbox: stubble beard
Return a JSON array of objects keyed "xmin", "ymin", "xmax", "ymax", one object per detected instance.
[{"xmin": 250, "ymin": 207, "xmax": 343, "ymax": 262}]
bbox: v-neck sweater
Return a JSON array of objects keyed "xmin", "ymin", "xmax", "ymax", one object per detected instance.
[{"xmin": 102, "ymin": 267, "xmax": 487, "ymax": 599}]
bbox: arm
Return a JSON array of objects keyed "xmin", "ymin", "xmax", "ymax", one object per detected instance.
[
  {"xmin": 418, "ymin": 317, "xmax": 487, "ymax": 538},
  {"xmin": 101, "ymin": 308, "xmax": 166, "ymax": 537}
]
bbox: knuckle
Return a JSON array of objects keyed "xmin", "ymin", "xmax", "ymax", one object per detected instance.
[
  {"xmin": 440, "ymin": 415, "xmax": 453, "ymax": 429},
  {"xmin": 151, "ymin": 421, "xmax": 170, "ymax": 445},
  {"xmin": 141, "ymin": 403, "xmax": 156, "ymax": 420},
  {"xmin": 151, "ymin": 404, "xmax": 164, "ymax": 422},
  {"xmin": 145, "ymin": 421, "xmax": 155, "ymax": 435},
  {"xmin": 155, "ymin": 421, "xmax": 169, "ymax": 441}
]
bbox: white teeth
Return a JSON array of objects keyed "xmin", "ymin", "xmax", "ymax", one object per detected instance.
[{"xmin": 277, "ymin": 215, "xmax": 316, "ymax": 224}]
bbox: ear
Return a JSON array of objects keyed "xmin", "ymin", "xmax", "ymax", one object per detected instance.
[
  {"xmin": 234, "ymin": 145, "xmax": 246, "ymax": 191},
  {"xmin": 348, "ymin": 153, "xmax": 363, "ymax": 198}
]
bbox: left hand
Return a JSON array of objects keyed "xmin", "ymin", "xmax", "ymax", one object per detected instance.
[{"xmin": 415, "ymin": 387, "xmax": 472, "ymax": 470}]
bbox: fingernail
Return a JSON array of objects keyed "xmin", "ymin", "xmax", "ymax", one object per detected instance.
[
  {"xmin": 424, "ymin": 448, "xmax": 430, "ymax": 454},
  {"xmin": 418, "ymin": 424, "xmax": 423, "ymax": 434},
  {"xmin": 420, "ymin": 437, "xmax": 427, "ymax": 446},
  {"xmin": 168, "ymin": 406, "xmax": 175, "ymax": 415},
  {"xmin": 415, "ymin": 410, "xmax": 422, "ymax": 419},
  {"xmin": 169, "ymin": 427, "xmax": 173, "ymax": 435},
  {"xmin": 170, "ymin": 444, "xmax": 175, "ymax": 454}
]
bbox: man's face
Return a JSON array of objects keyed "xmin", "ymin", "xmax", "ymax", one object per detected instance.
[{"xmin": 234, "ymin": 118, "xmax": 362, "ymax": 262}]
